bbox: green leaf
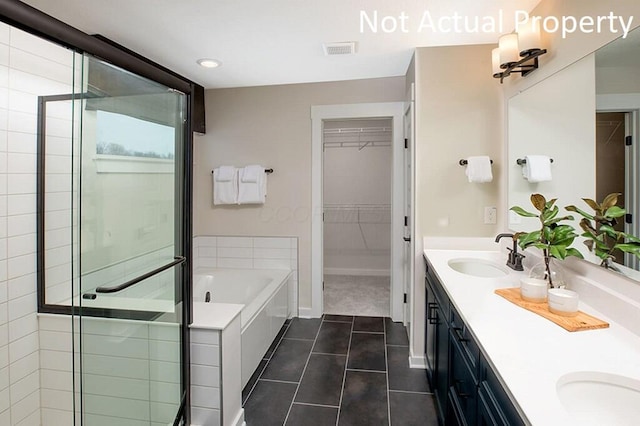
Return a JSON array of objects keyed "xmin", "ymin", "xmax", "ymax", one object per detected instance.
[
  {"xmin": 565, "ymin": 205, "xmax": 594, "ymax": 220},
  {"xmin": 531, "ymin": 194, "xmax": 546, "ymax": 212},
  {"xmin": 565, "ymin": 248, "xmax": 584, "ymax": 259},
  {"xmin": 542, "ymin": 205, "xmax": 559, "ymax": 222},
  {"xmin": 509, "ymin": 206, "xmax": 538, "ymax": 218},
  {"xmin": 624, "ymin": 233, "xmax": 640, "ymax": 243},
  {"xmin": 605, "ymin": 206, "xmax": 626, "ymax": 219},
  {"xmin": 549, "ymin": 245, "xmax": 567, "ymax": 259},
  {"xmin": 518, "ymin": 231, "xmax": 541, "ymax": 248},
  {"xmin": 602, "ymin": 193, "xmax": 620, "ymax": 210},
  {"xmin": 615, "ymin": 244, "xmax": 640, "ymax": 257}
]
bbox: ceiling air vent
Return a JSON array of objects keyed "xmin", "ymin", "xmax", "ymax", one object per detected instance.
[{"xmin": 323, "ymin": 42, "xmax": 356, "ymax": 56}]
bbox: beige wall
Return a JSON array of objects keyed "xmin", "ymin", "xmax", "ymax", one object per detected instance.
[
  {"xmin": 194, "ymin": 77, "xmax": 406, "ymax": 310},
  {"xmin": 411, "ymin": 44, "xmax": 503, "ymax": 357}
]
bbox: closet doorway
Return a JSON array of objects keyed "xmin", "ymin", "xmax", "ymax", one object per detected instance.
[{"xmin": 322, "ymin": 119, "xmax": 392, "ymax": 316}]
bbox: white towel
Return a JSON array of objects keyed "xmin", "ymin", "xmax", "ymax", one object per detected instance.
[
  {"xmin": 522, "ymin": 155, "xmax": 552, "ymax": 183},
  {"xmin": 241, "ymin": 165, "xmax": 264, "ymax": 183},
  {"xmin": 464, "ymin": 156, "xmax": 493, "ymax": 183},
  {"xmin": 213, "ymin": 167, "xmax": 238, "ymax": 205},
  {"xmin": 215, "ymin": 165, "xmax": 236, "ymax": 182},
  {"xmin": 238, "ymin": 167, "xmax": 267, "ymax": 204}
]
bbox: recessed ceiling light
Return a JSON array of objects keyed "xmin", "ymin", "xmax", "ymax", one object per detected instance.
[{"xmin": 197, "ymin": 58, "xmax": 222, "ymax": 68}]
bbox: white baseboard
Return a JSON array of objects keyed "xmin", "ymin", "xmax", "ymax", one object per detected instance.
[
  {"xmin": 409, "ymin": 350, "xmax": 426, "ymax": 369},
  {"xmin": 297, "ymin": 307, "xmax": 316, "ymax": 318},
  {"xmin": 324, "ymin": 267, "xmax": 390, "ymax": 276}
]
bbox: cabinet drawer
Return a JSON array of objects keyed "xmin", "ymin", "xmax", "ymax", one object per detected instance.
[
  {"xmin": 449, "ymin": 305, "xmax": 480, "ymax": 376},
  {"xmin": 480, "ymin": 355, "xmax": 526, "ymax": 426},
  {"xmin": 425, "ymin": 259, "xmax": 450, "ymax": 318},
  {"xmin": 449, "ymin": 336, "xmax": 478, "ymax": 425}
]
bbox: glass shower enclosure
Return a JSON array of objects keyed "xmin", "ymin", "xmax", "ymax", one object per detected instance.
[{"xmin": 38, "ymin": 51, "xmax": 189, "ymax": 424}]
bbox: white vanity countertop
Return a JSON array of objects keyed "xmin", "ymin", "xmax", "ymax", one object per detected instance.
[
  {"xmin": 423, "ymin": 247, "xmax": 640, "ymax": 426},
  {"xmin": 190, "ymin": 302, "xmax": 243, "ymax": 330}
]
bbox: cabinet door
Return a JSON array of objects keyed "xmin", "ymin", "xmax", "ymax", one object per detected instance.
[
  {"xmin": 478, "ymin": 386, "xmax": 500, "ymax": 426},
  {"xmin": 448, "ymin": 336, "xmax": 478, "ymax": 425},
  {"xmin": 434, "ymin": 303, "xmax": 449, "ymax": 424},
  {"xmin": 425, "ymin": 279, "xmax": 437, "ymax": 385}
]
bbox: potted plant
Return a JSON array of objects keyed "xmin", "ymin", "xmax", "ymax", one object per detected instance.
[
  {"xmin": 565, "ymin": 193, "xmax": 640, "ymax": 270},
  {"xmin": 510, "ymin": 194, "xmax": 583, "ymax": 289}
]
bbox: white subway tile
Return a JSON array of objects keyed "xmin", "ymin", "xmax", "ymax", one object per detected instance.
[
  {"xmin": 83, "ymin": 394, "xmax": 150, "ymax": 422},
  {"xmin": 44, "ymin": 101, "xmax": 72, "ymax": 121},
  {"xmin": 7, "ymin": 153, "xmax": 35, "ymax": 174},
  {"xmin": 9, "ymin": 369, "xmax": 38, "ymax": 403},
  {"xmin": 0, "ymin": 282, "xmax": 5, "ymax": 303},
  {"xmin": 0, "ymin": 175, "xmax": 6, "ymax": 195},
  {"xmin": 7, "ymin": 131, "xmax": 35, "ymax": 154},
  {"xmin": 9, "ymin": 48, "xmax": 72, "ymax": 86},
  {"xmin": 217, "ymin": 247, "xmax": 252, "ymax": 258},
  {"xmin": 7, "ymin": 233, "xmax": 35, "ymax": 259},
  {"xmin": 0, "ymin": 303, "xmax": 6, "ymax": 326},
  {"xmin": 83, "ymin": 373, "xmax": 149, "ymax": 401},
  {"xmin": 0, "ymin": 152, "xmax": 6, "ymax": 173},
  {"xmin": 82, "ymin": 354, "xmax": 148, "ymax": 381},
  {"xmin": 6, "ymin": 110, "xmax": 35, "ymax": 134},
  {"xmin": 37, "ymin": 315, "xmax": 72, "ymax": 333},
  {"xmin": 40, "ymin": 369, "xmax": 71, "ymax": 392},
  {"xmin": 0, "ymin": 195, "xmax": 7, "ymax": 216},
  {"xmin": 150, "ymin": 401, "xmax": 179, "ymax": 424},
  {"xmin": 197, "ymin": 236, "xmax": 217, "ymax": 247},
  {"xmin": 191, "ymin": 343, "xmax": 220, "ymax": 366},
  {"xmin": 191, "ymin": 364, "xmax": 220, "ymax": 388},
  {"xmin": 44, "ymin": 191, "xmax": 71, "ymax": 213},
  {"xmin": 149, "ymin": 340, "xmax": 179, "ymax": 363},
  {"xmin": 0, "ymin": 345, "xmax": 7, "ymax": 369},
  {"xmin": 216, "ymin": 236, "xmax": 252, "ymax": 248},
  {"xmin": 8, "ymin": 313, "xmax": 37, "ymax": 342},
  {"xmin": 191, "ymin": 407, "xmax": 220, "ymax": 426},
  {"xmin": 9, "ymin": 27, "xmax": 72, "ymax": 67},
  {"xmin": 8, "ymin": 69, "xmax": 70, "ymax": 98},
  {"xmin": 44, "ymin": 135, "xmax": 72, "ymax": 157},
  {"xmin": 253, "ymin": 237, "xmax": 291, "ymax": 249},
  {"xmin": 7, "ymin": 274, "xmax": 35, "ymax": 301},
  {"xmin": 148, "ymin": 323, "xmax": 179, "ymax": 342},
  {"xmin": 41, "ymin": 408, "xmax": 73, "ymax": 426},
  {"xmin": 253, "ymin": 258, "xmax": 291, "ymax": 270},
  {"xmin": 0, "ymin": 88, "xmax": 6, "ymax": 109},
  {"xmin": 191, "ymin": 384, "xmax": 220, "ymax": 409},
  {"xmin": 8, "ymin": 172, "xmax": 36, "ymax": 195},
  {"xmin": 198, "ymin": 257, "xmax": 217, "ymax": 268},
  {"xmin": 217, "ymin": 258, "xmax": 252, "ymax": 269},
  {"xmin": 39, "ymin": 330, "xmax": 70, "ymax": 353},
  {"xmin": 0, "ymin": 365, "xmax": 7, "ymax": 390},
  {"xmin": 82, "ymin": 334, "xmax": 149, "ymax": 360},
  {"xmin": 7, "ymin": 292, "xmax": 35, "ymax": 321},
  {"xmin": 7, "ymin": 194, "xmax": 36, "ymax": 216},
  {"xmin": 40, "ymin": 350, "xmax": 72, "ymax": 373},
  {"xmin": 43, "ymin": 210, "xmax": 69, "ymax": 231},
  {"xmin": 8, "ymin": 252, "xmax": 36, "ymax": 279},
  {"xmin": 8, "ymin": 89, "xmax": 37, "ymax": 115},
  {"xmin": 81, "ymin": 317, "xmax": 147, "ymax": 339},
  {"xmin": 7, "ymin": 214, "xmax": 35, "ymax": 237},
  {"xmin": 0, "ymin": 387, "xmax": 8, "ymax": 413},
  {"xmin": 149, "ymin": 360, "xmax": 180, "ymax": 383},
  {"xmin": 0, "ymin": 66, "xmax": 7, "ymax": 91},
  {"xmin": 149, "ymin": 380, "xmax": 180, "ymax": 404},
  {"xmin": 44, "ymin": 246, "xmax": 71, "ymax": 268},
  {"xmin": 199, "ymin": 246, "xmax": 216, "ymax": 257},
  {"xmin": 43, "ymin": 154, "xmax": 71, "ymax": 174},
  {"xmin": 253, "ymin": 247, "xmax": 291, "ymax": 259},
  {"xmin": 0, "ymin": 218, "xmax": 6, "ymax": 239},
  {"xmin": 44, "ymin": 116, "xmax": 72, "ymax": 139},
  {"xmin": 191, "ymin": 329, "xmax": 220, "ymax": 345},
  {"xmin": 8, "ymin": 350, "xmax": 37, "ymax": 385},
  {"xmin": 8, "ymin": 332, "xmax": 37, "ymax": 364},
  {"xmin": 10, "ymin": 390, "xmax": 39, "ymax": 425},
  {"xmin": 0, "ymin": 108, "xmax": 7, "ymax": 131},
  {"xmin": 15, "ymin": 407, "xmax": 40, "ymax": 426},
  {"xmin": 40, "ymin": 389, "xmax": 72, "ymax": 411}
]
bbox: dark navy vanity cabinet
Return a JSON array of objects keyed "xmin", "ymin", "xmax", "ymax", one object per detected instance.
[{"xmin": 424, "ymin": 256, "xmax": 526, "ymax": 426}]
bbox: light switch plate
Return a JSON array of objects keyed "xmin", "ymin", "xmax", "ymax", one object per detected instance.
[{"xmin": 484, "ymin": 206, "xmax": 497, "ymax": 224}]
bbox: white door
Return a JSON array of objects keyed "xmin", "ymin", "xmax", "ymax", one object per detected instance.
[{"xmin": 403, "ymin": 99, "xmax": 414, "ymax": 327}]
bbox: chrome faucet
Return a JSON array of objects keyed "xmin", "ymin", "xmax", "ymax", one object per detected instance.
[{"xmin": 495, "ymin": 233, "xmax": 524, "ymax": 271}]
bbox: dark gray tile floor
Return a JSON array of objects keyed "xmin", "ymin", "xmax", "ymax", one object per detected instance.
[{"xmin": 243, "ymin": 315, "xmax": 438, "ymax": 426}]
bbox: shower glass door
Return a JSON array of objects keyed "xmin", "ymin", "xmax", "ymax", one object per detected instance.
[{"xmin": 74, "ymin": 54, "xmax": 187, "ymax": 425}]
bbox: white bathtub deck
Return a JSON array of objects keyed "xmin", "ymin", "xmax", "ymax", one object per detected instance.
[{"xmin": 191, "ymin": 302, "xmax": 244, "ymax": 330}]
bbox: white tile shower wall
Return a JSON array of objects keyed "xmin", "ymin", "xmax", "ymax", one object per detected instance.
[
  {"xmin": 38, "ymin": 314, "xmax": 182, "ymax": 426},
  {"xmin": 1, "ymin": 22, "xmax": 75, "ymax": 425},
  {"xmin": 190, "ymin": 328, "xmax": 221, "ymax": 426},
  {"xmin": 193, "ymin": 236, "xmax": 299, "ymax": 316}
]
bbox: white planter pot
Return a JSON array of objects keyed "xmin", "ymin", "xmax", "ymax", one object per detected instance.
[
  {"xmin": 548, "ymin": 288, "xmax": 579, "ymax": 317},
  {"xmin": 520, "ymin": 277, "xmax": 548, "ymax": 303}
]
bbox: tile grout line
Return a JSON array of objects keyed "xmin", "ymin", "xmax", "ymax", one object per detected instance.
[
  {"xmin": 282, "ymin": 319, "xmax": 325, "ymax": 425},
  {"xmin": 384, "ymin": 319, "xmax": 392, "ymax": 426},
  {"xmin": 389, "ymin": 389, "xmax": 435, "ymax": 396},
  {"xmin": 291, "ymin": 401, "xmax": 340, "ymax": 409},
  {"xmin": 335, "ymin": 316, "xmax": 355, "ymax": 426}
]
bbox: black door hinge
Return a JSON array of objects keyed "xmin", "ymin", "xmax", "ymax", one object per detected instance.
[
  {"xmin": 403, "ymin": 293, "xmax": 408, "ymax": 303},
  {"xmin": 626, "ymin": 213, "xmax": 633, "ymax": 224},
  {"xmin": 404, "ymin": 138, "xmax": 408, "ymax": 149},
  {"xmin": 404, "ymin": 216, "xmax": 408, "ymax": 226},
  {"xmin": 626, "ymin": 136, "xmax": 633, "ymax": 146}
]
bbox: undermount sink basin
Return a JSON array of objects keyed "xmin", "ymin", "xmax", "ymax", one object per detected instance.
[
  {"xmin": 447, "ymin": 258, "xmax": 508, "ymax": 278},
  {"xmin": 557, "ymin": 372, "xmax": 640, "ymax": 425}
]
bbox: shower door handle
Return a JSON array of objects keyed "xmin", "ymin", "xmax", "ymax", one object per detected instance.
[
  {"xmin": 403, "ymin": 237, "xmax": 411, "ymax": 242},
  {"xmin": 95, "ymin": 256, "xmax": 186, "ymax": 294}
]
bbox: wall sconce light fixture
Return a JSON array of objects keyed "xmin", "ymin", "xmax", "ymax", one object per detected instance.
[{"xmin": 493, "ymin": 20, "xmax": 547, "ymax": 83}]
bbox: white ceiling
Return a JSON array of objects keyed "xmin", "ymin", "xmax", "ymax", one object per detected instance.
[{"xmin": 22, "ymin": 0, "xmax": 541, "ymax": 89}]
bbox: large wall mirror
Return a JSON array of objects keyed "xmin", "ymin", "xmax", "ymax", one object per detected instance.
[{"xmin": 507, "ymin": 27, "xmax": 640, "ymax": 280}]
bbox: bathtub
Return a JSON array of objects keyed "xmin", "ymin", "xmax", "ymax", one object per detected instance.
[{"xmin": 193, "ymin": 268, "xmax": 291, "ymax": 388}]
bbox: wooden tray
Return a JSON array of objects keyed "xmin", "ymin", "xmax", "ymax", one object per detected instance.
[{"xmin": 494, "ymin": 287, "xmax": 609, "ymax": 332}]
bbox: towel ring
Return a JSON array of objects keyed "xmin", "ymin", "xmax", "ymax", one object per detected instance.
[
  {"xmin": 459, "ymin": 159, "xmax": 493, "ymax": 166},
  {"xmin": 517, "ymin": 158, "xmax": 553, "ymax": 165}
]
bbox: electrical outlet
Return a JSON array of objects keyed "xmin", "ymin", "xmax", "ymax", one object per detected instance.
[{"xmin": 484, "ymin": 207, "xmax": 497, "ymax": 224}]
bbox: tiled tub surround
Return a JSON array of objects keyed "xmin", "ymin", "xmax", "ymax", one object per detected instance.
[
  {"xmin": 423, "ymin": 242, "xmax": 640, "ymax": 425},
  {"xmin": 193, "ymin": 236, "xmax": 299, "ymax": 317},
  {"xmin": 242, "ymin": 316, "xmax": 437, "ymax": 426},
  {"xmin": 193, "ymin": 268, "xmax": 292, "ymax": 388}
]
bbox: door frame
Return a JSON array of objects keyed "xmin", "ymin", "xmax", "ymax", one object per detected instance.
[{"xmin": 310, "ymin": 102, "xmax": 406, "ymax": 320}]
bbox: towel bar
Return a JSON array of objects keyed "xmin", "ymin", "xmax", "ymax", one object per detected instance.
[
  {"xmin": 459, "ymin": 159, "xmax": 493, "ymax": 166},
  {"xmin": 517, "ymin": 158, "xmax": 553, "ymax": 165},
  {"xmin": 211, "ymin": 168, "xmax": 274, "ymax": 174}
]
